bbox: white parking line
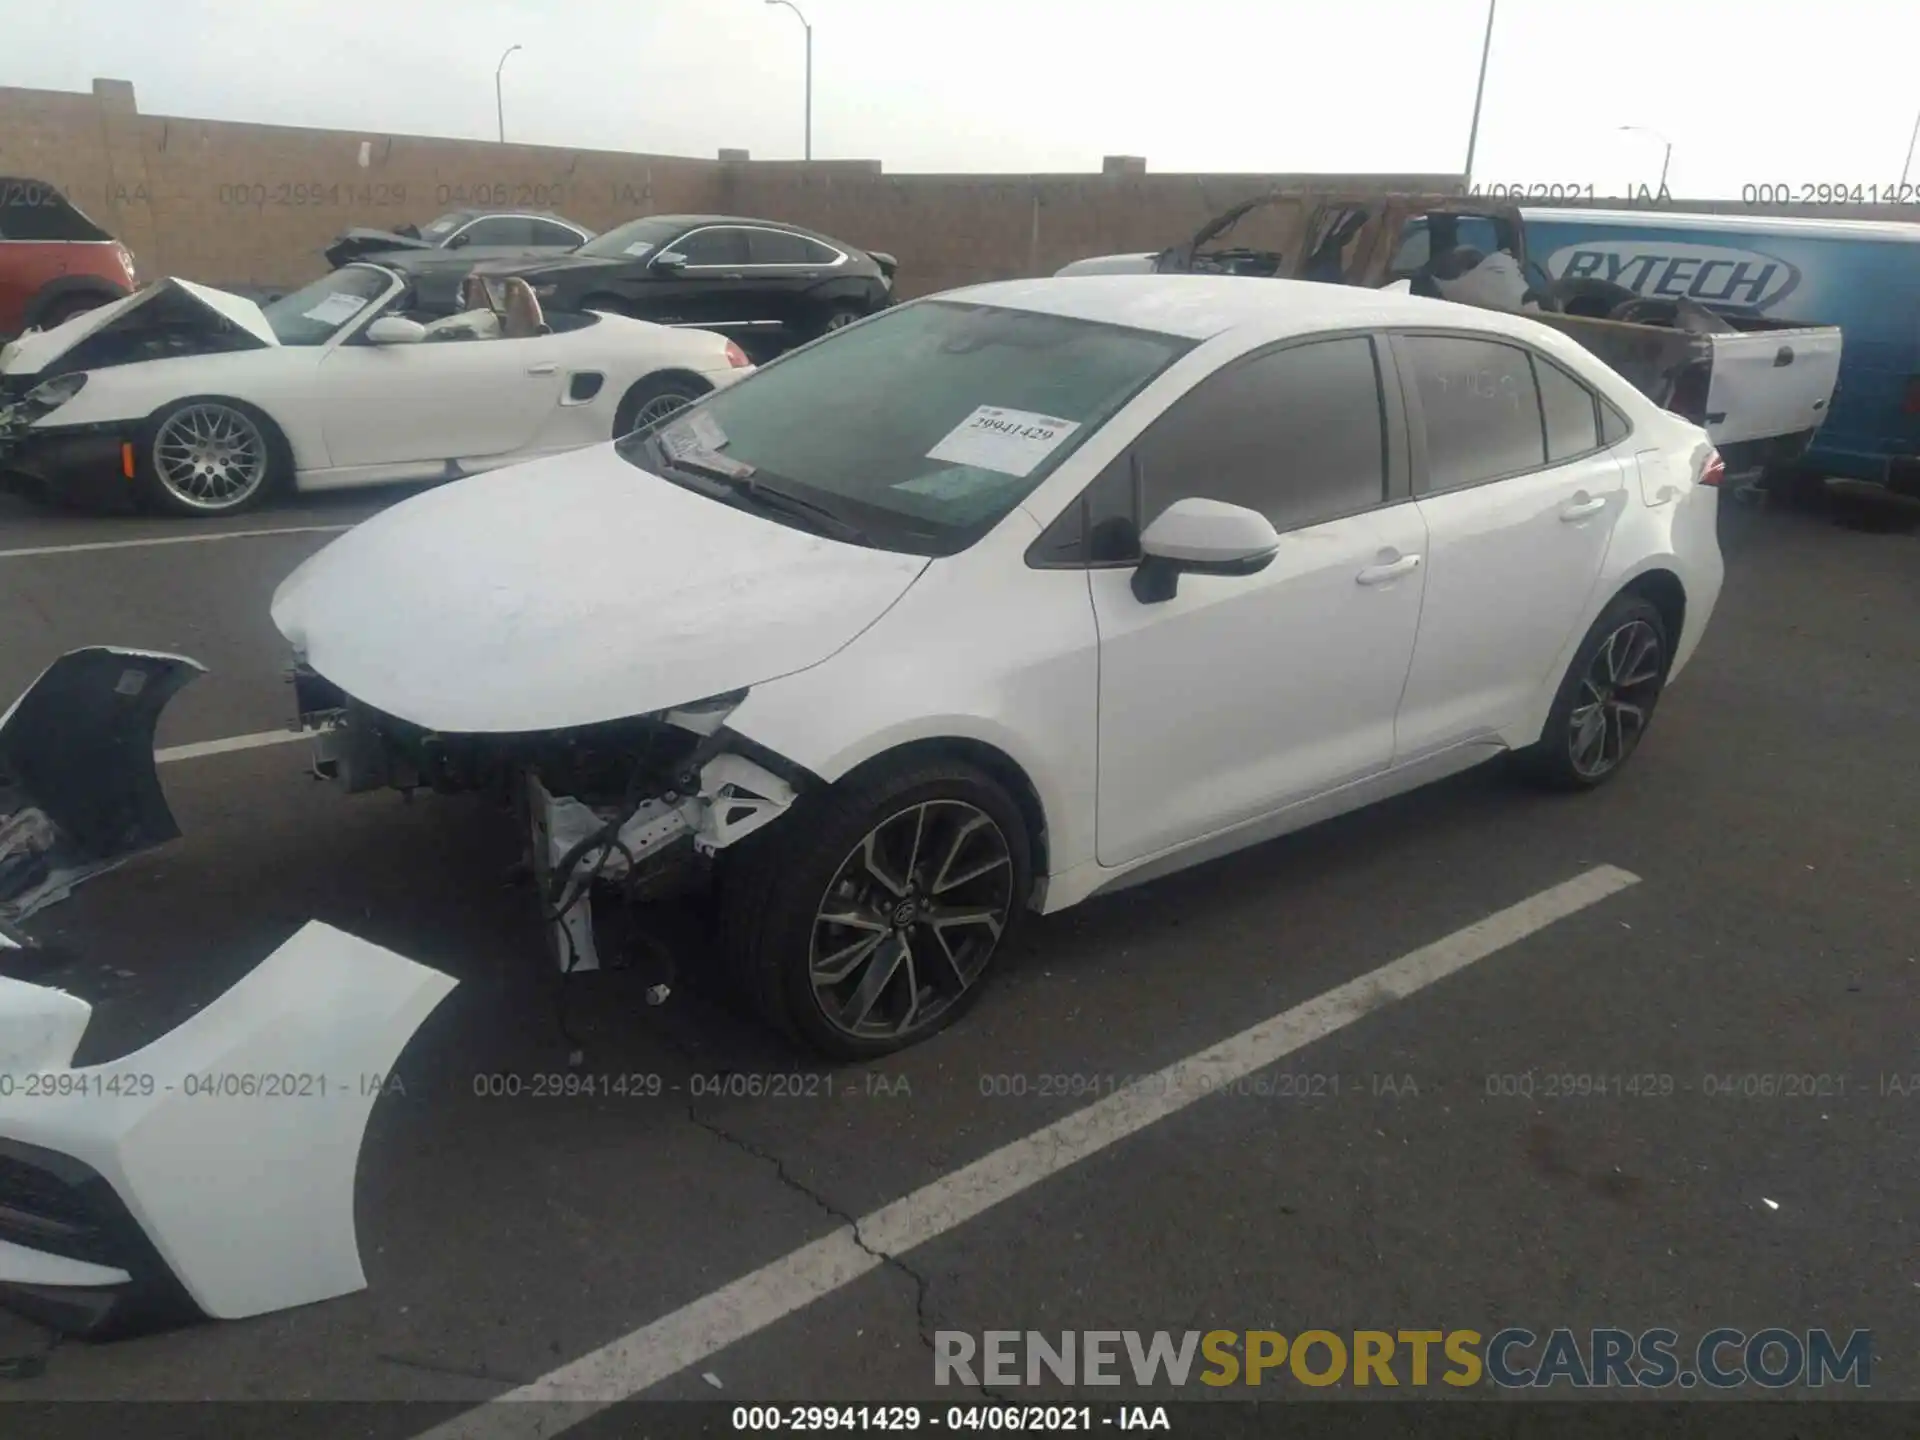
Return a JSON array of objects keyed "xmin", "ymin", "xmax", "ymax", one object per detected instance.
[
  {"xmin": 156, "ymin": 729, "xmax": 307, "ymax": 764},
  {"xmin": 0, "ymin": 523, "xmax": 353, "ymax": 561},
  {"xmin": 414, "ymin": 863, "xmax": 1641, "ymax": 1436}
]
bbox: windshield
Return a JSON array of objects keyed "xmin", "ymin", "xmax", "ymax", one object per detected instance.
[
  {"xmin": 418, "ymin": 213, "xmax": 466, "ymax": 244},
  {"xmin": 579, "ymin": 216, "xmax": 693, "ymax": 260},
  {"xmin": 615, "ymin": 299, "xmax": 1193, "ymax": 555},
  {"xmin": 259, "ymin": 267, "xmax": 394, "ymax": 345}
]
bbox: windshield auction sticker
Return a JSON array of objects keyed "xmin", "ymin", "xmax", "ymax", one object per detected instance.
[
  {"xmin": 302, "ymin": 292, "xmax": 368, "ymax": 325},
  {"xmin": 927, "ymin": 405, "xmax": 1081, "ymax": 478}
]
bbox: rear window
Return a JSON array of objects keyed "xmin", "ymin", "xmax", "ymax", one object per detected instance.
[
  {"xmin": 619, "ymin": 299, "xmax": 1193, "ymax": 555},
  {"xmin": 0, "ymin": 180, "xmax": 114, "ymax": 242}
]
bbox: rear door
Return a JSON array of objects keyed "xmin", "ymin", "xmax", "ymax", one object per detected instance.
[
  {"xmin": 1389, "ymin": 331, "xmax": 1628, "ymax": 760},
  {"xmin": 744, "ymin": 225, "xmax": 846, "ymax": 342}
]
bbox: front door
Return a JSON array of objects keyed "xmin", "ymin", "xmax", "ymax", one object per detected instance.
[
  {"xmin": 1088, "ymin": 334, "xmax": 1429, "ymax": 867},
  {"xmin": 639, "ymin": 224, "xmax": 763, "ymax": 336},
  {"xmin": 316, "ymin": 325, "xmax": 566, "ymax": 468},
  {"xmin": 1388, "ymin": 331, "xmax": 1628, "ymax": 759}
]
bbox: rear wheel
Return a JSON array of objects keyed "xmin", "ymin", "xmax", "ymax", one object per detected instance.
[
  {"xmin": 138, "ymin": 399, "xmax": 287, "ymax": 517},
  {"xmin": 1515, "ymin": 595, "xmax": 1671, "ymax": 790},
  {"xmin": 814, "ymin": 303, "xmax": 863, "ymax": 339},
  {"xmin": 718, "ymin": 758, "xmax": 1031, "ymax": 1059},
  {"xmin": 612, "ymin": 374, "xmax": 711, "ymax": 439}
]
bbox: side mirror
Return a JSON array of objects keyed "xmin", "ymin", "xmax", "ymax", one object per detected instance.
[
  {"xmin": 652, "ymin": 251, "xmax": 689, "ymax": 273},
  {"xmin": 444, "ymin": 232, "xmax": 470, "ymax": 251},
  {"xmin": 1131, "ymin": 497, "xmax": 1280, "ymax": 604},
  {"xmin": 365, "ymin": 316, "xmax": 426, "ymax": 346}
]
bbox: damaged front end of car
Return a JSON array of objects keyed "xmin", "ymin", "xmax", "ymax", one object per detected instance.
[
  {"xmin": 0, "ymin": 648, "xmax": 457, "ymax": 1338},
  {"xmin": 290, "ymin": 665, "xmax": 803, "ymax": 977}
]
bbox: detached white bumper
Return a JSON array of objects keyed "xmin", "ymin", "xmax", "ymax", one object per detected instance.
[
  {"xmin": 0, "ymin": 647, "xmax": 458, "ymax": 1336},
  {"xmin": 0, "ymin": 921, "xmax": 456, "ymax": 1338}
]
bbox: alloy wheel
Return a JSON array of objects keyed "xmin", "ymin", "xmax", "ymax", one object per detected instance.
[
  {"xmin": 631, "ymin": 392, "xmax": 694, "ymax": 433},
  {"xmin": 809, "ymin": 800, "xmax": 1015, "ymax": 1043},
  {"xmin": 1568, "ymin": 619, "xmax": 1664, "ymax": 779},
  {"xmin": 153, "ymin": 404, "xmax": 269, "ymax": 511}
]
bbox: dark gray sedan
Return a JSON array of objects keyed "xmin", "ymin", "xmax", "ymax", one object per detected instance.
[{"xmin": 322, "ymin": 209, "xmax": 594, "ymax": 314}]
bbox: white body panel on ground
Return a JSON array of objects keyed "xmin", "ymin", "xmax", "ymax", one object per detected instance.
[{"xmin": 0, "ymin": 922, "xmax": 456, "ymax": 1320}]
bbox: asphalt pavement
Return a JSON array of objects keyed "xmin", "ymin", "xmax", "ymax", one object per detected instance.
[{"xmin": 0, "ymin": 481, "xmax": 1914, "ymax": 1430}]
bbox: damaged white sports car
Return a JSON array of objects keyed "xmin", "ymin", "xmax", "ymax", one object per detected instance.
[
  {"xmin": 265, "ymin": 276, "xmax": 1724, "ymax": 1059},
  {"xmin": 0, "ymin": 262, "xmax": 752, "ymax": 516}
]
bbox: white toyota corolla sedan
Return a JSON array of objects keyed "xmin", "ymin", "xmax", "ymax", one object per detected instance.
[{"xmin": 271, "ymin": 275, "xmax": 1725, "ymax": 1057}]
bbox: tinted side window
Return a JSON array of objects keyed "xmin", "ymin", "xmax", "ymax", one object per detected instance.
[
  {"xmin": 749, "ymin": 228, "xmax": 814, "ymax": 263},
  {"xmin": 1534, "ymin": 355, "xmax": 1600, "ymax": 460},
  {"xmin": 1600, "ymin": 399, "xmax": 1631, "ymax": 445},
  {"xmin": 800, "ymin": 237, "xmax": 843, "ymax": 264},
  {"xmin": 1134, "ymin": 336, "xmax": 1387, "ymax": 536},
  {"xmin": 677, "ymin": 227, "xmax": 750, "ymax": 265},
  {"xmin": 528, "ymin": 219, "xmax": 583, "ymax": 247},
  {"xmin": 1402, "ymin": 335, "xmax": 1544, "ymax": 491},
  {"xmin": 458, "ymin": 216, "xmax": 536, "ymax": 246}
]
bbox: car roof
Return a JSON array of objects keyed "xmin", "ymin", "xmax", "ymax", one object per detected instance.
[
  {"xmin": 938, "ymin": 275, "xmax": 1553, "ymax": 343},
  {"xmin": 435, "ymin": 207, "xmax": 586, "ymax": 227},
  {"xmin": 1521, "ymin": 206, "xmax": 1920, "ymax": 246},
  {"xmin": 629, "ymin": 214, "xmax": 851, "ymax": 243}
]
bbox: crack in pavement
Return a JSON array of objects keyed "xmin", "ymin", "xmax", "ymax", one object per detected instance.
[
  {"xmin": 378, "ymin": 1352, "xmax": 537, "ymax": 1385},
  {"xmin": 685, "ymin": 1097, "xmax": 1011, "ymax": 1402}
]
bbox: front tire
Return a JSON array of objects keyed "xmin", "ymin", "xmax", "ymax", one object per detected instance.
[
  {"xmin": 138, "ymin": 399, "xmax": 286, "ymax": 517},
  {"xmin": 718, "ymin": 758, "xmax": 1032, "ymax": 1060},
  {"xmin": 1515, "ymin": 594, "xmax": 1671, "ymax": 791}
]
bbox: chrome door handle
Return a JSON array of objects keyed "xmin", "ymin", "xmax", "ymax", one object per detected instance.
[
  {"xmin": 1560, "ymin": 495, "xmax": 1607, "ymax": 521},
  {"xmin": 1356, "ymin": 554, "xmax": 1422, "ymax": 585},
  {"xmin": 526, "ymin": 364, "xmax": 557, "ymax": 376}
]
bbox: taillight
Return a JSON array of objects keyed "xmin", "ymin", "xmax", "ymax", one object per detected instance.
[
  {"xmin": 1903, "ymin": 375, "xmax": 1920, "ymax": 416},
  {"xmin": 1700, "ymin": 449, "xmax": 1726, "ymax": 487},
  {"xmin": 724, "ymin": 341, "xmax": 751, "ymax": 368},
  {"xmin": 115, "ymin": 243, "xmax": 137, "ymax": 284}
]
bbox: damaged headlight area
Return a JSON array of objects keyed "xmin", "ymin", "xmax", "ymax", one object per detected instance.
[{"xmin": 291, "ymin": 666, "xmax": 803, "ymax": 977}]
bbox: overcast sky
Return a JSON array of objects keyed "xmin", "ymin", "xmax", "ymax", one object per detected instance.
[{"xmin": 5, "ymin": 0, "xmax": 1918, "ymax": 195}]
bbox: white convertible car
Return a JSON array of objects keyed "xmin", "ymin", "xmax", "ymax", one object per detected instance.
[{"xmin": 0, "ymin": 262, "xmax": 753, "ymax": 516}]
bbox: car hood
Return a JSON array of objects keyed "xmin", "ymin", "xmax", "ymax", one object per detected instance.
[
  {"xmin": 0, "ymin": 278, "xmax": 276, "ymax": 378},
  {"xmin": 323, "ymin": 227, "xmax": 435, "ymax": 267},
  {"xmin": 270, "ymin": 447, "xmax": 931, "ymax": 735}
]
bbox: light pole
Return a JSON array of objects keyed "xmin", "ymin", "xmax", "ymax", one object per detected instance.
[
  {"xmin": 764, "ymin": 0, "xmax": 812, "ymax": 161},
  {"xmin": 495, "ymin": 44, "xmax": 522, "ymax": 144},
  {"xmin": 1618, "ymin": 124, "xmax": 1673, "ymax": 196},
  {"xmin": 1901, "ymin": 106, "xmax": 1920, "ymax": 188},
  {"xmin": 1462, "ymin": 0, "xmax": 1497, "ymax": 188}
]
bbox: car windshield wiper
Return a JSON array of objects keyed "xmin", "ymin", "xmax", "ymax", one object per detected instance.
[{"xmin": 639, "ymin": 436, "xmax": 870, "ymax": 545}]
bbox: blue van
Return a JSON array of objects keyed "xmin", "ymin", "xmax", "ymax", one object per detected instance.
[{"xmin": 1521, "ymin": 208, "xmax": 1920, "ymax": 493}]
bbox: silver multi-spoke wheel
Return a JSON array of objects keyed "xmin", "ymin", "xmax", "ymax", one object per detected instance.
[
  {"xmin": 152, "ymin": 403, "xmax": 269, "ymax": 511},
  {"xmin": 809, "ymin": 800, "xmax": 1015, "ymax": 1043},
  {"xmin": 631, "ymin": 392, "xmax": 693, "ymax": 432},
  {"xmin": 1568, "ymin": 618, "xmax": 1664, "ymax": 779}
]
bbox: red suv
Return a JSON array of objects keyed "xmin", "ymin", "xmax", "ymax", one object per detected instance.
[{"xmin": 1, "ymin": 178, "xmax": 140, "ymax": 339}]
